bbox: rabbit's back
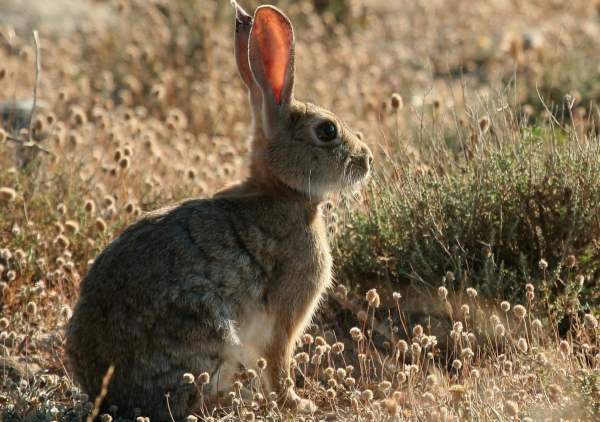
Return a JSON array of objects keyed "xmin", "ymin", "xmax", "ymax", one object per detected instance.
[{"xmin": 66, "ymin": 196, "xmax": 291, "ymax": 419}]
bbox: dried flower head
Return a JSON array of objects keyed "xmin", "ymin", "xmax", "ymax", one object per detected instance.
[
  {"xmin": 366, "ymin": 288, "xmax": 380, "ymax": 307},
  {"xmin": 504, "ymin": 400, "xmax": 518, "ymax": 417},
  {"xmin": 198, "ymin": 372, "xmax": 210, "ymax": 384},
  {"xmin": 513, "ymin": 304, "xmax": 527, "ymax": 319},
  {"xmin": 361, "ymin": 389, "xmax": 374, "ymax": 401},
  {"xmin": 494, "ymin": 324, "xmax": 506, "ymax": 337},
  {"xmin": 559, "ymin": 340, "xmax": 571, "ymax": 355},
  {"xmin": 478, "ymin": 116, "xmax": 490, "ymax": 134},
  {"xmin": 466, "ymin": 287, "xmax": 477, "ymax": 298},
  {"xmin": 0, "ymin": 187, "xmax": 17, "ymax": 202},
  {"xmin": 438, "ymin": 286, "xmax": 448, "ymax": 300},
  {"xmin": 584, "ymin": 314, "xmax": 598, "ymax": 329},
  {"xmin": 500, "ymin": 301, "xmax": 511, "ymax": 312},
  {"xmin": 182, "ymin": 373, "xmax": 195, "ymax": 384},
  {"xmin": 26, "ymin": 301, "xmax": 37, "ymax": 317},
  {"xmin": 397, "ymin": 339, "xmax": 409, "ymax": 353},
  {"xmin": 390, "ymin": 93, "xmax": 403, "ymax": 110},
  {"xmin": 517, "ymin": 337, "xmax": 528, "ymax": 353}
]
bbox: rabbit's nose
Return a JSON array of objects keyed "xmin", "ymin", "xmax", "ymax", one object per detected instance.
[{"xmin": 360, "ymin": 146, "xmax": 373, "ymax": 171}]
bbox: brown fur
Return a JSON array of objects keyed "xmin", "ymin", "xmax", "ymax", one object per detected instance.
[{"xmin": 65, "ymin": 3, "xmax": 372, "ymax": 420}]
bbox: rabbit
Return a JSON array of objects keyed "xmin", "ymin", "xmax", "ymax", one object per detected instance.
[{"xmin": 65, "ymin": 2, "xmax": 373, "ymax": 420}]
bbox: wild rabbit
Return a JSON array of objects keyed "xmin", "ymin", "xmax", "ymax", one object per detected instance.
[{"xmin": 66, "ymin": 2, "xmax": 372, "ymax": 420}]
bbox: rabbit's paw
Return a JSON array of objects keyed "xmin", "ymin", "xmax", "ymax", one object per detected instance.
[{"xmin": 286, "ymin": 389, "xmax": 316, "ymax": 414}]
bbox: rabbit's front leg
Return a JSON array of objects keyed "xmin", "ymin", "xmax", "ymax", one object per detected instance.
[{"xmin": 265, "ymin": 322, "xmax": 316, "ymax": 413}]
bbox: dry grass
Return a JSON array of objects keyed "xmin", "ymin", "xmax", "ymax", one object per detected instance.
[{"xmin": 1, "ymin": 0, "xmax": 599, "ymax": 420}]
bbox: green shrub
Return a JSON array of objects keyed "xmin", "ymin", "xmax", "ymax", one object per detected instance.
[{"xmin": 335, "ymin": 121, "xmax": 600, "ymax": 317}]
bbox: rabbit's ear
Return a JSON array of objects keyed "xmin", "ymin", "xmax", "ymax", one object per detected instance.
[
  {"xmin": 233, "ymin": 1, "xmax": 258, "ymax": 96},
  {"xmin": 249, "ymin": 6, "xmax": 295, "ymax": 116}
]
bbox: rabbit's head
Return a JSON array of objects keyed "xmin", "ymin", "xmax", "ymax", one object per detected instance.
[{"xmin": 233, "ymin": 2, "xmax": 372, "ymax": 200}]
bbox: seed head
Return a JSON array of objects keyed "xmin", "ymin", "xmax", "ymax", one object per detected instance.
[
  {"xmin": 0, "ymin": 187, "xmax": 17, "ymax": 202},
  {"xmin": 185, "ymin": 416, "xmax": 198, "ymax": 422},
  {"xmin": 452, "ymin": 359, "xmax": 462, "ymax": 370},
  {"xmin": 257, "ymin": 357, "xmax": 267, "ymax": 370},
  {"xmin": 302, "ymin": 333, "xmax": 314, "ymax": 345},
  {"xmin": 517, "ymin": 337, "xmax": 528, "ymax": 353},
  {"xmin": 412, "ymin": 324, "xmax": 424, "ymax": 337},
  {"xmin": 445, "ymin": 271, "xmax": 455, "ymax": 282},
  {"xmin": 422, "ymin": 392, "xmax": 435, "ymax": 404},
  {"xmin": 392, "ymin": 291, "xmax": 402, "ymax": 300},
  {"xmin": 513, "ymin": 304, "xmax": 527, "ymax": 319},
  {"xmin": 525, "ymin": 283, "xmax": 534, "ymax": 293},
  {"xmin": 182, "ymin": 373, "xmax": 195, "ymax": 384},
  {"xmin": 65, "ymin": 220, "xmax": 80, "ymax": 235},
  {"xmin": 466, "ymin": 287, "xmax": 477, "ymax": 298},
  {"xmin": 504, "ymin": 400, "xmax": 518, "ymax": 417},
  {"xmin": 397, "ymin": 339, "xmax": 409, "ymax": 353},
  {"xmin": 501, "ymin": 301, "xmax": 511, "ymax": 312},
  {"xmin": 95, "ymin": 217, "xmax": 108, "ymax": 233},
  {"xmin": 295, "ymin": 352, "xmax": 310, "ymax": 364},
  {"xmin": 332, "ymin": 342, "xmax": 345, "ymax": 354},
  {"xmin": 0, "ymin": 317, "xmax": 8, "ymax": 330},
  {"xmin": 26, "ymin": 301, "xmax": 37, "ymax": 317},
  {"xmin": 361, "ymin": 389, "xmax": 374, "ymax": 401},
  {"xmin": 119, "ymin": 157, "xmax": 130, "ymax": 170},
  {"xmin": 390, "ymin": 93, "xmax": 403, "ymax": 110},
  {"xmin": 437, "ymin": 286, "xmax": 448, "ymax": 300},
  {"xmin": 83, "ymin": 199, "xmax": 96, "ymax": 215},
  {"xmin": 350, "ymin": 327, "xmax": 362, "ymax": 340},
  {"xmin": 494, "ymin": 324, "xmax": 506, "ymax": 337},
  {"xmin": 54, "ymin": 234, "xmax": 70, "ymax": 250},
  {"xmin": 461, "ymin": 304, "xmax": 470, "ymax": 315},
  {"xmin": 565, "ymin": 254, "xmax": 576, "ymax": 268},
  {"xmin": 411, "ymin": 342, "xmax": 422, "ymax": 356},
  {"xmin": 584, "ymin": 314, "xmax": 598, "ymax": 329},
  {"xmin": 559, "ymin": 340, "xmax": 571, "ymax": 355},
  {"xmin": 366, "ymin": 288, "xmax": 380, "ymax": 308},
  {"xmin": 198, "ymin": 372, "xmax": 210, "ymax": 384},
  {"xmin": 478, "ymin": 116, "xmax": 490, "ymax": 134},
  {"xmin": 461, "ymin": 347, "xmax": 474, "ymax": 359},
  {"xmin": 532, "ymin": 319, "xmax": 543, "ymax": 330},
  {"xmin": 547, "ymin": 384, "xmax": 562, "ymax": 402},
  {"xmin": 539, "ymin": 258, "xmax": 548, "ymax": 270},
  {"xmin": 326, "ymin": 388, "xmax": 336, "ymax": 399}
]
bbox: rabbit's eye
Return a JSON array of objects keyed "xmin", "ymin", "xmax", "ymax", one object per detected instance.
[{"xmin": 315, "ymin": 121, "xmax": 338, "ymax": 142}]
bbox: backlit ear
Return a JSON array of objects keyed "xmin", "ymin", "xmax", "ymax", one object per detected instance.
[
  {"xmin": 249, "ymin": 6, "xmax": 295, "ymax": 108},
  {"xmin": 232, "ymin": 1, "xmax": 257, "ymax": 94}
]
